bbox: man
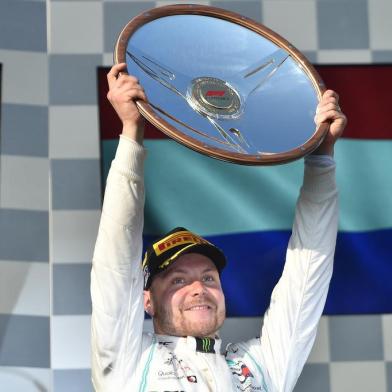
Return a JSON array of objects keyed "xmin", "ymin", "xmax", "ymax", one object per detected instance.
[{"xmin": 91, "ymin": 63, "xmax": 347, "ymax": 392}]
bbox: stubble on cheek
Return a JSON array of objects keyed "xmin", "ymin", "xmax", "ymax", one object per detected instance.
[
  {"xmin": 150, "ymin": 294, "xmax": 181, "ymax": 336},
  {"xmin": 153, "ymin": 298, "xmax": 225, "ymax": 337}
]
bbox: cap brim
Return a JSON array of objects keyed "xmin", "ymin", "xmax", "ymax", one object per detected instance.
[
  {"xmin": 144, "ymin": 240, "xmax": 227, "ymax": 290},
  {"xmin": 169, "ymin": 242, "xmax": 226, "ymax": 272}
]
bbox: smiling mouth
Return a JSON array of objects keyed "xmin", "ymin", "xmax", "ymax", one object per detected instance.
[{"xmin": 185, "ymin": 305, "xmax": 212, "ymax": 311}]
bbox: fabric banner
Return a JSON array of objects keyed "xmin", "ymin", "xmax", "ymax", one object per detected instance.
[{"xmin": 98, "ymin": 65, "xmax": 392, "ymax": 316}]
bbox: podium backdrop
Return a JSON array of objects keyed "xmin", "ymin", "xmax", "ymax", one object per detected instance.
[
  {"xmin": 1, "ymin": 1, "xmax": 392, "ymax": 391},
  {"xmin": 98, "ymin": 64, "xmax": 392, "ymax": 316}
]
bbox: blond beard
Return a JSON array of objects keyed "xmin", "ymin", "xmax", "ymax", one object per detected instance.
[{"xmin": 151, "ymin": 296, "xmax": 226, "ymax": 337}]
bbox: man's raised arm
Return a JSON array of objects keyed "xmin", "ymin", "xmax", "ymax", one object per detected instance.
[
  {"xmin": 231, "ymin": 90, "xmax": 347, "ymax": 392},
  {"xmin": 91, "ymin": 64, "xmax": 147, "ymax": 391},
  {"xmin": 264, "ymin": 90, "xmax": 346, "ymax": 391}
]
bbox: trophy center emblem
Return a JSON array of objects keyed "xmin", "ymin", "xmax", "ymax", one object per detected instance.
[{"xmin": 189, "ymin": 77, "xmax": 242, "ymax": 118}]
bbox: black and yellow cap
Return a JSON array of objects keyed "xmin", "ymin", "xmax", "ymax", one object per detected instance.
[{"xmin": 142, "ymin": 227, "xmax": 226, "ymax": 289}]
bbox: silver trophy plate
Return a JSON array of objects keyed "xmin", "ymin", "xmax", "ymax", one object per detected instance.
[{"xmin": 114, "ymin": 4, "xmax": 328, "ymax": 165}]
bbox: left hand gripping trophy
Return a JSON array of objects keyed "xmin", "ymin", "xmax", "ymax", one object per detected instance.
[{"xmin": 114, "ymin": 4, "xmax": 328, "ymax": 165}]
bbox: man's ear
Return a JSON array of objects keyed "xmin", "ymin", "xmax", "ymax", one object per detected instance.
[{"xmin": 143, "ymin": 290, "xmax": 155, "ymax": 316}]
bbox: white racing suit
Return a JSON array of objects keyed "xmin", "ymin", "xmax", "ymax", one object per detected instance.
[{"xmin": 91, "ymin": 136, "xmax": 338, "ymax": 392}]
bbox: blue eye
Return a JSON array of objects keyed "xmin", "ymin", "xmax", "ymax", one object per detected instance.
[{"xmin": 172, "ymin": 277, "xmax": 185, "ymax": 285}]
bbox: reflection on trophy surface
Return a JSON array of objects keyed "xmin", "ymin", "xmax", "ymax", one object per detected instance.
[{"xmin": 115, "ymin": 5, "xmax": 329, "ymax": 165}]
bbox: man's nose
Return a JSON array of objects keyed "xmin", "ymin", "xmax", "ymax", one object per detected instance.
[{"xmin": 189, "ymin": 280, "xmax": 206, "ymax": 296}]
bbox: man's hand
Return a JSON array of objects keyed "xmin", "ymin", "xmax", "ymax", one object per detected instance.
[
  {"xmin": 312, "ymin": 89, "xmax": 347, "ymax": 156},
  {"xmin": 107, "ymin": 63, "xmax": 147, "ymax": 144}
]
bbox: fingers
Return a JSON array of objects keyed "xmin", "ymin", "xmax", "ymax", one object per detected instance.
[
  {"xmin": 317, "ymin": 90, "xmax": 340, "ymax": 112},
  {"xmin": 107, "ymin": 63, "xmax": 147, "ymax": 103},
  {"xmin": 311, "ymin": 90, "xmax": 347, "ymax": 156},
  {"xmin": 115, "ymin": 73, "xmax": 140, "ymax": 88},
  {"xmin": 315, "ymin": 89, "xmax": 344, "ymax": 123},
  {"xmin": 315, "ymin": 109, "xmax": 346, "ymax": 125},
  {"xmin": 107, "ymin": 63, "xmax": 127, "ymax": 89},
  {"xmin": 107, "ymin": 63, "xmax": 143, "ymax": 92},
  {"xmin": 323, "ymin": 89, "xmax": 339, "ymax": 101},
  {"xmin": 317, "ymin": 102, "xmax": 340, "ymax": 116},
  {"xmin": 314, "ymin": 89, "xmax": 347, "ymax": 140},
  {"xmin": 318, "ymin": 96, "xmax": 339, "ymax": 109},
  {"xmin": 107, "ymin": 88, "xmax": 147, "ymax": 106},
  {"xmin": 111, "ymin": 84, "xmax": 147, "ymax": 103},
  {"xmin": 315, "ymin": 106, "xmax": 346, "ymax": 127}
]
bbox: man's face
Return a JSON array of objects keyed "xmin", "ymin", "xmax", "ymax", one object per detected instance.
[{"xmin": 144, "ymin": 253, "xmax": 226, "ymax": 338}]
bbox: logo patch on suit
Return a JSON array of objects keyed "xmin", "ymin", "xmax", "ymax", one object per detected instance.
[
  {"xmin": 227, "ymin": 359, "xmax": 260, "ymax": 391},
  {"xmin": 157, "ymin": 353, "xmax": 197, "ymax": 384}
]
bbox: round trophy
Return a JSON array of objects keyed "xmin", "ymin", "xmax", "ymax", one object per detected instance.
[{"xmin": 114, "ymin": 4, "xmax": 328, "ymax": 165}]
